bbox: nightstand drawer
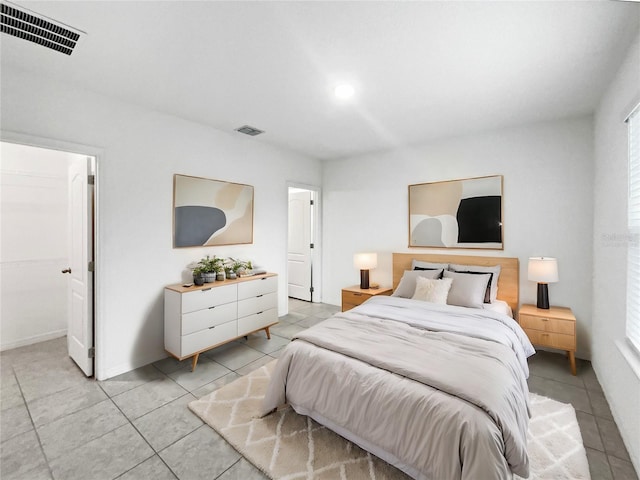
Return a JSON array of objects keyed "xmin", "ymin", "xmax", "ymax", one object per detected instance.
[
  {"xmin": 342, "ymin": 291, "xmax": 371, "ymax": 308},
  {"xmin": 524, "ymin": 329, "xmax": 575, "ymax": 350},
  {"xmin": 519, "ymin": 314, "xmax": 574, "ymax": 335}
]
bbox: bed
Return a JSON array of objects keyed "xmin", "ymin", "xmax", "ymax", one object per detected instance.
[{"xmin": 261, "ymin": 253, "xmax": 535, "ymax": 480}]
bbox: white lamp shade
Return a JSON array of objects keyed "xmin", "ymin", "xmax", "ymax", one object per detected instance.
[
  {"xmin": 354, "ymin": 252, "xmax": 377, "ymax": 270},
  {"xmin": 528, "ymin": 257, "xmax": 559, "ymax": 283}
]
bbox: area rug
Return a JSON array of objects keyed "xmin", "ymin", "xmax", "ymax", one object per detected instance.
[{"xmin": 189, "ymin": 361, "xmax": 590, "ymax": 480}]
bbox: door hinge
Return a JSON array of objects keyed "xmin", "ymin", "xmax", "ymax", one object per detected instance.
[
  {"xmin": 310, "ymin": 199, "xmax": 314, "ymax": 205},
  {"xmin": 310, "ymin": 243, "xmax": 314, "ymax": 249},
  {"xmin": 88, "ymin": 347, "xmax": 95, "ymax": 358},
  {"xmin": 88, "ymin": 261, "xmax": 95, "ymax": 272},
  {"xmin": 310, "ymin": 286, "xmax": 314, "ymax": 293},
  {"xmin": 88, "ymin": 175, "xmax": 95, "ymax": 185}
]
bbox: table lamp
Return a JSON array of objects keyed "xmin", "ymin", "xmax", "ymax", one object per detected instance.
[
  {"xmin": 354, "ymin": 253, "xmax": 377, "ymax": 289},
  {"xmin": 528, "ymin": 257, "xmax": 559, "ymax": 309}
]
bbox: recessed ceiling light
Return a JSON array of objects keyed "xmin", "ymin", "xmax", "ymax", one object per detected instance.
[{"xmin": 334, "ymin": 83, "xmax": 355, "ymax": 100}]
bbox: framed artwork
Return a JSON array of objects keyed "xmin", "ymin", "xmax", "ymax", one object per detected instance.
[
  {"xmin": 173, "ymin": 174, "xmax": 254, "ymax": 248},
  {"xmin": 408, "ymin": 175, "xmax": 503, "ymax": 249}
]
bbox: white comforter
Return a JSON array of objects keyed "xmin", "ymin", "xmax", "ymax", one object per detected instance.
[{"xmin": 262, "ymin": 296, "xmax": 535, "ymax": 480}]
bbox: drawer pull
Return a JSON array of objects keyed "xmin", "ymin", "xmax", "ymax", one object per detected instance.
[
  {"xmin": 541, "ymin": 318, "xmax": 548, "ymax": 322},
  {"xmin": 353, "ymin": 293, "xmax": 363, "ymax": 296},
  {"xmin": 208, "ymin": 306, "xmax": 215, "ymax": 309},
  {"xmin": 208, "ymin": 326, "xmax": 216, "ymax": 330},
  {"xmin": 202, "ymin": 288, "xmax": 211, "ymax": 292},
  {"xmin": 257, "ymin": 311, "xmax": 263, "ymax": 315},
  {"xmin": 257, "ymin": 294, "xmax": 263, "ymax": 298}
]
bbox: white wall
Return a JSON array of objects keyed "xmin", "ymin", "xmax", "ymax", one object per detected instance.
[
  {"xmin": 322, "ymin": 116, "xmax": 595, "ymax": 359},
  {"xmin": 1, "ymin": 68, "xmax": 322, "ymax": 380},
  {"xmin": 592, "ymin": 32, "xmax": 640, "ymax": 470},
  {"xmin": 0, "ymin": 142, "xmax": 80, "ymax": 349}
]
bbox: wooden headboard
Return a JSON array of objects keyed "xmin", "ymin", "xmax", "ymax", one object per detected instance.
[{"xmin": 392, "ymin": 253, "xmax": 519, "ymax": 313}]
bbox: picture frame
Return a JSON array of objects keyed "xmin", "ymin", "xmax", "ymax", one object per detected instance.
[
  {"xmin": 408, "ymin": 175, "xmax": 503, "ymax": 249},
  {"xmin": 173, "ymin": 174, "xmax": 254, "ymax": 248}
]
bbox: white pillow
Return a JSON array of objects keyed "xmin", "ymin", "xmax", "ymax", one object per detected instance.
[
  {"xmin": 392, "ymin": 269, "xmax": 443, "ymax": 298},
  {"xmin": 443, "ymin": 270, "xmax": 492, "ymax": 309},
  {"xmin": 449, "ymin": 263, "xmax": 501, "ymax": 303},
  {"xmin": 412, "ymin": 276, "xmax": 453, "ymax": 304}
]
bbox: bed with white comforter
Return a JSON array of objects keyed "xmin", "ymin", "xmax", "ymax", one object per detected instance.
[{"xmin": 261, "ymin": 296, "xmax": 535, "ymax": 480}]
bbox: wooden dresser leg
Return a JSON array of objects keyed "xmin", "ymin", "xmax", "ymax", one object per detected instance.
[
  {"xmin": 568, "ymin": 351, "xmax": 577, "ymax": 376},
  {"xmin": 265, "ymin": 326, "xmax": 271, "ymax": 340},
  {"xmin": 191, "ymin": 353, "xmax": 200, "ymax": 372}
]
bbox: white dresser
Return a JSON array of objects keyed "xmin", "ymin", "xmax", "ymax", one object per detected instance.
[{"xmin": 164, "ymin": 273, "xmax": 278, "ymax": 370}]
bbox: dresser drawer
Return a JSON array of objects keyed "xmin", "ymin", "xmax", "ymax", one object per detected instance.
[
  {"xmin": 524, "ymin": 329, "xmax": 575, "ymax": 351},
  {"xmin": 238, "ymin": 276, "xmax": 277, "ymax": 300},
  {"xmin": 237, "ymin": 308, "xmax": 278, "ymax": 336},
  {"xmin": 181, "ymin": 320, "xmax": 237, "ymax": 356},
  {"xmin": 237, "ymin": 292, "xmax": 277, "ymax": 318},
  {"xmin": 342, "ymin": 290, "xmax": 371, "ymax": 308},
  {"xmin": 519, "ymin": 314, "xmax": 574, "ymax": 335},
  {"xmin": 181, "ymin": 302, "xmax": 237, "ymax": 336},
  {"xmin": 181, "ymin": 284, "xmax": 237, "ymax": 313}
]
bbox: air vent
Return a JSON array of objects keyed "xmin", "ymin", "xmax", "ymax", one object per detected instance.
[
  {"xmin": 1, "ymin": 2, "xmax": 82, "ymax": 55},
  {"xmin": 235, "ymin": 125, "xmax": 265, "ymax": 136}
]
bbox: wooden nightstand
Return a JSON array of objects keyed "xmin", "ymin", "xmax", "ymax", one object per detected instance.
[
  {"xmin": 341, "ymin": 285, "xmax": 393, "ymax": 312},
  {"xmin": 518, "ymin": 304, "xmax": 577, "ymax": 375}
]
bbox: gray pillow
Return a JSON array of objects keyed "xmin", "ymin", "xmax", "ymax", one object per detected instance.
[
  {"xmin": 393, "ymin": 269, "xmax": 443, "ymax": 298},
  {"xmin": 412, "ymin": 259, "xmax": 449, "ymax": 270},
  {"xmin": 443, "ymin": 270, "xmax": 492, "ymax": 309},
  {"xmin": 449, "ymin": 263, "xmax": 501, "ymax": 303}
]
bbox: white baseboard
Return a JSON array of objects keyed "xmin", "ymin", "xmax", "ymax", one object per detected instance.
[
  {"xmin": 0, "ymin": 329, "xmax": 67, "ymax": 352},
  {"xmin": 98, "ymin": 349, "xmax": 167, "ymax": 381}
]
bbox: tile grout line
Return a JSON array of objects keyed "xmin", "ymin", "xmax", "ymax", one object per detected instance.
[
  {"xmin": 10, "ymin": 367, "xmax": 57, "ymax": 480},
  {"xmin": 105, "ymin": 386, "xmax": 181, "ymax": 480}
]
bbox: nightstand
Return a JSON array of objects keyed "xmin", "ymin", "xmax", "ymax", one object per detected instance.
[
  {"xmin": 518, "ymin": 304, "xmax": 577, "ymax": 375},
  {"xmin": 341, "ymin": 285, "xmax": 393, "ymax": 312}
]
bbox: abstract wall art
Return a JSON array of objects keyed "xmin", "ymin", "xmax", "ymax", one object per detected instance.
[
  {"xmin": 173, "ymin": 174, "xmax": 254, "ymax": 248},
  {"xmin": 409, "ymin": 175, "xmax": 503, "ymax": 249}
]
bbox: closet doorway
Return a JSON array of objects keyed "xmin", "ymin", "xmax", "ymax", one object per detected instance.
[
  {"xmin": 287, "ymin": 185, "xmax": 320, "ymax": 302},
  {"xmin": 0, "ymin": 140, "xmax": 96, "ymax": 376}
]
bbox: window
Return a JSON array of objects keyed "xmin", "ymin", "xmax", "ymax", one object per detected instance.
[{"xmin": 627, "ymin": 104, "xmax": 640, "ymax": 354}]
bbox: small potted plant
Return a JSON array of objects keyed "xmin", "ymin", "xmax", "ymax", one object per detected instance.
[
  {"xmin": 192, "ymin": 265, "xmax": 206, "ymax": 286},
  {"xmin": 193, "ymin": 255, "xmax": 222, "ymax": 283}
]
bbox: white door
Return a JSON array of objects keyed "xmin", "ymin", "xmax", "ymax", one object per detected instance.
[
  {"xmin": 65, "ymin": 156, "xmax": 94, "ymax": 376},
  {"xmin": 288, "ymin": 190, "xmax": 312, "ymax": 301}
]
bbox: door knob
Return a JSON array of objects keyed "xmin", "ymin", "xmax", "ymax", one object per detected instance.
[{"xmin": 61, "ymin": 268, "xmax": 71, "ymax": 274}]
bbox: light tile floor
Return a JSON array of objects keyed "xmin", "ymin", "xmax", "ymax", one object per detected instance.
[{"xmin": 1, "ymin": 299, "xmax": 637, "ymax": 479}]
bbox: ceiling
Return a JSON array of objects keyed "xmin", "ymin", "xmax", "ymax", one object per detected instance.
[{"xmin": 2, "ymin": 1, "xmax": 639, "ymax": 160}]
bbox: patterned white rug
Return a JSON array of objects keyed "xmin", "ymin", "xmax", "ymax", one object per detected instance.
[{"xmin": 189, "ymin": 361, "xmax": 590, "ymax": 480}]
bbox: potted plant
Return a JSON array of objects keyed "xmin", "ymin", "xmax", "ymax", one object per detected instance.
[
  {"xmin": 192, "ymin": 265, "xmax": 206, "ymax": 286},
  {"xmin": 193, "ymin": 255, "xmax": 223, "ymax": 283},
  {"xmin": 226, "ymin": 257, "xmax": 253, "ymax": 277}
]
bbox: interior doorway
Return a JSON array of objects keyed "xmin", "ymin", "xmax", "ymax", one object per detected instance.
[
  {"xmin": 0, "ymin": 140, "xmax": 96, "ymax": 376},
  {"xmin": 287, "ymin": 185, "xmax": 320, "ymax": 302}
]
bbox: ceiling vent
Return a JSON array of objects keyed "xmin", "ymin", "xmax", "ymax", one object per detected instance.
[
  {"xmin": 235, "ymin": 125, "xmax": 265, "ymax": 136},
  {"xmin": 1, "ymin": 2, "xmax": 83, "ymax": 55}
]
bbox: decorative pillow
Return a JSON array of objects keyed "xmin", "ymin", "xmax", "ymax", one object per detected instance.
[
  {"xmin": 449, "ymin": 263, "xmax": 501, "ymax": 303},
  {"xmin": 392, "ymin": 269, "xmax": 443, "ymax": 298},
  {"xmin": 443, "ymin": 270, "xmax": 492, "ymax": 309},
  {"xmin": 412, "ymin": 259, "xmax": 449, "ymax": 271},
  {"xmin": 412, "ymin": 276, "xmax": 453, "ymax": 304}
]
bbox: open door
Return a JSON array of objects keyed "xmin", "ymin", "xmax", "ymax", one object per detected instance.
[
  {"xmin": 65, "ymin": 156, "xmax": 94, "ymax": 376},
  {"xmin": 288, "ymin": 189, "xmax": 313, "ymax": 301}
]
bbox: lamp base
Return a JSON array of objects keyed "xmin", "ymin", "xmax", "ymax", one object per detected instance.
[
  {"xmin": 360, "ymin": 270, "xmax": 370, "ymax": 289},
  {"xmin": 536, "ymin": 283, "xmax": 550, "ymax": 309}
]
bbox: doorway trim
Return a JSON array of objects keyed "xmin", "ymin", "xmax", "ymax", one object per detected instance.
[
  {"xmin": 1, "ymin": 130, "xmax": 104, "ymax": 379},
  {"xmin": 286, "ymin": 181, "xmax": 322, "ymax": 304}
]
